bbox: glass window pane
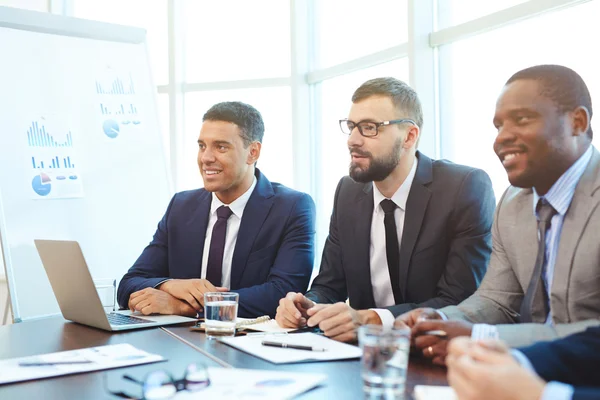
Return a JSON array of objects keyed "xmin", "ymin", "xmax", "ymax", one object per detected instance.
[
  {"xmin": 181, "ymin": 87, "xmax": 292, "ymax": 191},
  {"xmin": 315, "ymin": 0, "xmax": 408, "ymax": 69},
  {"xmin": 156, "ymin": 93, "xmax": 170, "ymax": 166},
  {"xmin": 439, "ymin": 1, "xmax": 600, "ymax": 200},
  {"xmin": 317, "ymin": 59, "xmax": 409, "ymax": 250},
  {"xmin": 183, "ymin": 0, "xmax": 290, "ymax": 82},
  {"xmin": 0, "ymin": 0, "xmax": 47, "ymax": 11},
  {"xmin": 73, "ymin": 0, "xmax": 168, "ymax": 86},
  {"xmin": 437, "ymin": 0, "xmax": 529, "ymax": 29}
]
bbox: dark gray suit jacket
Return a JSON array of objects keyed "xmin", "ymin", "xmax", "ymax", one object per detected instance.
[{"xmin": 306, "ymin": 152, "xmax": 496, "ymax": 317}]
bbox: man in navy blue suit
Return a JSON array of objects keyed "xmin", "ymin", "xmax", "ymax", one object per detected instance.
[
  {"xmin": 117, "ymin": 101, "xmax": 316, "ymax": 318},
  {"xmin": 446, "ymin": 327, "xmax": 600, "ymax": 399}
]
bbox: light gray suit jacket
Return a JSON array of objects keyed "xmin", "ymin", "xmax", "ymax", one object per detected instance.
[{"xmin": 442, "ymin": 146, "xmax": 600, "ymax": 347}]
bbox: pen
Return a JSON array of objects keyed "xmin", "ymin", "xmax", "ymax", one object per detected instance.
[
  {"xmin": 261, "ymin": 340, "xmax": 327, "ymax": 352},
  {"xmin": 19, "ymin": 360, "xmax": 94, "ymax": 367},
  {"xmin": 423, "ymin": 330, "xmax": 447, "ymax": 337}
]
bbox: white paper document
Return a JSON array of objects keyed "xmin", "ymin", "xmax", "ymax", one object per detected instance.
[
  {"xmin": 413, "ymin": 385, "xmax": 457, "ymax": 400},
  {"xmin": 0, "ymin": 343, "xmax": 164, "ymax": 385},
  {"xmin": 173, "ymin": 367, "xmax": 327, "ymax": 400},
  {"xmin": 220, "ymin": 332, "xmax": 362, "ymax": 364}
]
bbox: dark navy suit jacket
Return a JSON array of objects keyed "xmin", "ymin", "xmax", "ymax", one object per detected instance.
[
  {"xmin": 306, "ymin": 152, "xmax": 495, "ymax": 316},
  {"xmin": 117, "ymin": 169, "xmax": 316, "ymax": 318},
  {"xmin": 520, "ymin": 326, "xmax": 600, "ymax": 400}
]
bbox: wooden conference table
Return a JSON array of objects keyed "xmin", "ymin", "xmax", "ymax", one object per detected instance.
[{"xmin": 0, "ymin": 317, "xmax": 447, "ymax": 399}]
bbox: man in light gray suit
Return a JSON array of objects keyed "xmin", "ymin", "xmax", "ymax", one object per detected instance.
[{"xmin": 398, "ymin": 64, "xmax": 600, "ymax": 365}]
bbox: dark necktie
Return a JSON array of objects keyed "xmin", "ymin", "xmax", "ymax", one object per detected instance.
[
  {"xmin": 520, "ymin": 199, "xmax": 557, "ymax": 323},
  {"xmin": 380, "ymin": 199, "xmax": 402, "ymax": 304},
  {"xmin": 206, "ymin": 206, "xmax": 233, "ymax": 287}
]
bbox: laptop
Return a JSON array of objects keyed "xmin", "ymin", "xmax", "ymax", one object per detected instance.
[{"xmin": 34, "ymin": 239, "xmax": 197, "ymax": 331}]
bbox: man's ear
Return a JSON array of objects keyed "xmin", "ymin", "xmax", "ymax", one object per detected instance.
[
  {"xmin": 247, "ymin": 141, "xmax": 262, "ymax": 164},
  {"xmin": 572, "ymin": 106, "xmax": 591, "ymax": 137},
  {"xmin": 404, "ymin": 125, "xmax": 420, "ymax": 148}
]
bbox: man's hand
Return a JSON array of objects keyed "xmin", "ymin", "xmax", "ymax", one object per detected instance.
[
  {"xmin": 411, "ymin": 320, "xmax": 474, "ymax": 365},
  {"xmin": 275, "ymin": 292, "xmax": 316, "ymax": 328},
  {"xmin": 306, "ymin": 302, "xmax": 381, "ymax": 342},
  {"xmin": 395, "ymin": 307, "xmax": 443, "ymax": 328},
  {"xmin": 447, "ymin": 339, "xmax": 546, "ymax": 400},
  {"xmin": 448, "ymin": 337, "xmax": 510, "ymax": 361},
  {"xmin": 159, "ymin": 279, "xmax": 227, "ymax": 311},
  {"xmin": 128, "ymin": 288, "xmax": 197, "ymax": 316}
]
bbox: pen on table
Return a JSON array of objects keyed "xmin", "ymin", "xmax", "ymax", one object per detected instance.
[
  {"xmin": 19, "ymin": 360, "xmax": 94, "ymax": 367},
  {"xmin": 261, "ymin": 340, "xmax": 327, "ymax": 352},
  {"xmin": 423, "ymin": 330, "xmax": 447, "ymax": 337}
]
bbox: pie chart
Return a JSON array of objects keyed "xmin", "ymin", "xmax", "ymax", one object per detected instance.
[
  {"xmin": 103, "ymin": 119, "xmax": 119, "ymax": 139},
  {"xmin": 32, "ymin": 173, "xmax": 51, "ymax": 196}
]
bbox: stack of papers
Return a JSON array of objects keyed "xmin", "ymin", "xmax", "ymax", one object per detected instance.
[
  {"xmin": 0, "ymin": 343, "xmax": 164, "ymax": 385},
  {"xmin": 413, "ymin": 385, "xmax": 457, "ymax": 400},
  {"xmin": 220, "ymin": 332, "xmax": 362, "ymax": 364},
  {"xmin": 174, "ymin": 367, "xmax": 326, "ymax": 399}
]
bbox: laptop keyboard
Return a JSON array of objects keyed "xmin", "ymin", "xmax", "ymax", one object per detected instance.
[{"xmin": 107, "ymin": 313, "xmax": 154, "ymax": 325}]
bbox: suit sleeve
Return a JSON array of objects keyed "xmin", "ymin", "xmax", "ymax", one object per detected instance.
[
  {"xmin": 440, "ymin": 186, "xmax": 526, "ymax": 325},
  {"xmin": 116, "ymin": 195, "xmax": 176, "ymax": 308},
  {"xmin": 233, "ymin": 193, "xmax": 316, "ymax": 318},
  {"xmin": 387, "ymin": 168, "xmax": 496, "ymax": 316},
  {"xmin": 519, "ymin": 326, "xmax": 600, "ymax": 387},
  {"xmin": 305, "ymin": 179, "xmax": 349, "ymax": 305}
]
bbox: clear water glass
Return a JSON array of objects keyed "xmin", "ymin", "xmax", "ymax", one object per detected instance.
[
  {"xmin": 358, "ymin": 324, "xmax": 411, "ymax": 399},
  {"xmin": 204, "ymin": 292, "xmax": 239, "ymax": 339}
]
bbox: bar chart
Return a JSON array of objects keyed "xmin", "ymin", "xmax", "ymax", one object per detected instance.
[
  {"xmin": 27, "ymin": 121, "xmax": 73, "ymax": 148},
  {"xmin": 100, "ymin": 103, "xmax": 138, "ymax": 115},
  {"xmin": 95, "ymin": 73, "xmax": 135, "ymax": 95},
  {"xmin": 31, "ymin": 156, "xmax": 75, "ymax": 169}
]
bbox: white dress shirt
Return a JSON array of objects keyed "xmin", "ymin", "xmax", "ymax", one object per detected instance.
[
  {"xmin": 200, "ymin": 177, "xmax": 257, "ymax": 289},
  {"xmin": 370, "ymin": 159, "xmax": 418, "ymax": 328}
]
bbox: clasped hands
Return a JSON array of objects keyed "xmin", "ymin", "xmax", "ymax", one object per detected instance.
[
  {"xmin": 394, "ymin": 307, "xmax": 475, "ymax": 365},
  {"xmin": 128, "ymin": 279, "xmax": 228, "ymax": 316},
  {"xmin": 275, "ymin": 292, "xmax": 381, "ymax": 342}
]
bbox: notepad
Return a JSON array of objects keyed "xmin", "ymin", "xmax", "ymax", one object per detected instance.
[
  {"xmin": 413, "ymin": 385, "xmax": 457, "ymax": 400},
  {"xmin": 219, "ymin": 332, "xmax": 362, "ymax": 364}
]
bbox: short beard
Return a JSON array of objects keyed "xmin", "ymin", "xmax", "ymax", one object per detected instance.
[{"xmin": 349, "ymin": 138, "xmax": 403, "ymax": 183}]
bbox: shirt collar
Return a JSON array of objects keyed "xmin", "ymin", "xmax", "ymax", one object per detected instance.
[
  {"xmin": 373, "ymin": 158, "xmax": 418, "ymax": 213},
  {"xmin": 533, "ymin": 145, "xmax": 593, "ymax": 216},
  {"xmin": 210, "ymin": 176, "xmax": 257, "ymax": 218}
]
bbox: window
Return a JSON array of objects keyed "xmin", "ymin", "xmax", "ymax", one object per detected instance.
[
  {"xmin": 0, "ymin": 0, "xmax": 47, "ymax": 12},
  {"xmin": 438, "ymin": 0, "xmax": 600, "ymax": 199},
  {"xmin": 182, "ymin": 87, "xmax": 293, "ymax": 191},
  {"xmin": 183, "ymin": 0, "xmax": 290, "ymax": 83},
  {"xmin": 316, "ymin": 58, "xmax": 409, "ymax": 255},
  {"xmin": 315, "ymin": 0, "xmax": 408, "ymax": 69},
  {"xmin": 73, "ymin": 0, "xmax": 169, "ymax": 86},
  {"xmin": 437, "ymin": 0, "xmax": 529, "ymax": 29},
  {"xmin": 156, "ymin": 93, "xmax": 170, "ymax": 165}
]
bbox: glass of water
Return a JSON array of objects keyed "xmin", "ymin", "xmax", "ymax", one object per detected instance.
[
  {"xmin": 94, "ymin": 278, "xmax": 116, "ymax": 313},
  {"xmin": 204, "ymin": 292, "xmax": 239, "ymax": 339},
  {"xmin": 358, "ymin": 324, "xmax": 411, "ymax": 399}
]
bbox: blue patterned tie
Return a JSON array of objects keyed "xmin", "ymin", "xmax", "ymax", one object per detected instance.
[{"xmin": 206, "ymin": 206, "xmax": 233, "ymax": 286}]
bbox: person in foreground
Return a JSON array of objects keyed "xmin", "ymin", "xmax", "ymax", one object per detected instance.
[
  {"xmin": 117, "ymin": 101, "xmax": 315, "ymax": 318},
  {"xmin": 275, "ymin": 77, "xmax": 496, "ymax": 341},
  {"xmin": 446, "ymin": 326, "xmax": 600, "ymax": 400},
  {"xmin": 398, "ymin": 64, "xmax": 600, "ymax": 364}
]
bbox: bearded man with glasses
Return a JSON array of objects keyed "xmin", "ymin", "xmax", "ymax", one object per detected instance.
[{"xmin": 276, "ymin": 77, "xmax": 496, "ymax": 342}]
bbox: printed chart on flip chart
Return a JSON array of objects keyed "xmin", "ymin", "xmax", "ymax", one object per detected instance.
[{"xmin": 27, "ymin": 117, "xmax": 84, "ymax": 200}]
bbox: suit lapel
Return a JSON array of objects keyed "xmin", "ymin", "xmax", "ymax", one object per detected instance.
[
  {"xmin": 230, "ymin": 169, "xmax": 274, "ymax": 289},
  {"xmin": 187, "ymin": 190, "xmax": 212, "ymax": 277},
  {"xmin": 352, "ymin": 183, "xmax": 376, "ymax": 308},
  {"xmin": 551, "ymin": 149, "xmax": 600, "ymax": 308},
  {"xmin": 398, "ymin": 152, "xmax": 432, "ymax": 301}
]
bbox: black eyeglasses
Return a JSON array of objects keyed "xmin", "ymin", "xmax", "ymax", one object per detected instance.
[
  {"xmin": 339, "ymin": 118, "xmax": 416, "ymax": 137},
  {"xmin": 105, "ymin": 363, "xmax": 210, "ymax": 399}
]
